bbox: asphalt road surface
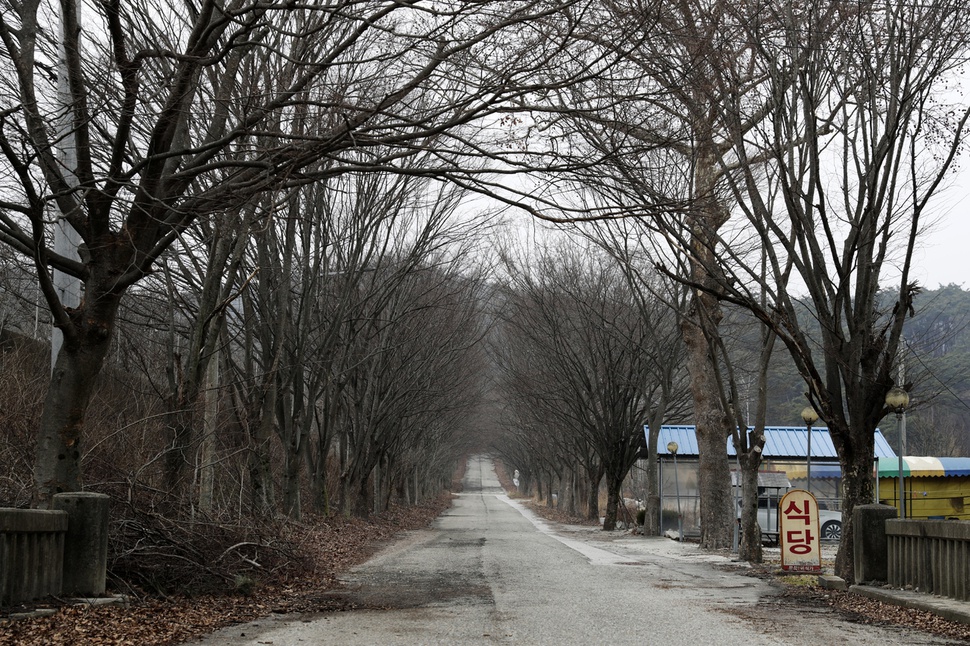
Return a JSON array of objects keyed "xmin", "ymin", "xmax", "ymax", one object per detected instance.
[{"xmin": 193, "ymin": 455, "xmax": 959, "ymax": 645}]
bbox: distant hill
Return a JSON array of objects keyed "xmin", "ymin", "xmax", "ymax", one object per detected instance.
[
  {"xmin": 723, "ymin": 284, "xmax": 970, "ymax": 457},
  {"xmin": 901, "ymin": 284, "xmax": 970, "ymax": 456}
]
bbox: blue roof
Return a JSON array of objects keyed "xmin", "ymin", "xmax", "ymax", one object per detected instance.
[
  {"xmin": 939, "ymin": 458, "xmax": 970, "ymax": 476},
  {"xmin": 655, "ymin": 425, "xmax": 700, "ymax": 456},
  {"xmin": 650, "ymin": 425, "xmax": 897, "ymax": 460}
]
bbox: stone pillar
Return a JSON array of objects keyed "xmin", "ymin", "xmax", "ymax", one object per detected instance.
[
  {"xmin": 853, "ymin": 503, "xmax": 896, "ymax": 584},
  {"xmin": 52, "ymin": 492, "xmax": 110, "ymax": 597}
]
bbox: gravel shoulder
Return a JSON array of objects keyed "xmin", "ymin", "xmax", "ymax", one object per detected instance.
[{"xmin": 539, "ymin": 512, "xmax": 970, "ymax": 644}]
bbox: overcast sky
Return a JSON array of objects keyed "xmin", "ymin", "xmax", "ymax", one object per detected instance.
[{"xmin": 912, "ymin": 163, "xmax": 970, "ymax": 289}]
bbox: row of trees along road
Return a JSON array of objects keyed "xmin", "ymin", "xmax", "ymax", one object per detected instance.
[
  {"xmin": 0, "ymin": 150, "xmax": 492, "ymax": 518},
  {"xmin": 492, "ymin": 240, "xmax": 690, "ymax": 532},
  {"xmin": 1, "ymin": 0, "xmax": 969, "ymax": 587},
  {"xmin": 0, "ymin": 0, "xmax": 609, "ymax": 513},
  {"xmin": 480, "ymin": 0, "xmax": 970, "ymax": 580}
]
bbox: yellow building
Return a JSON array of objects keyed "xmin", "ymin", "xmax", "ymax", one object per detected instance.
[{"xmin": 877, "ymin": 457, "xmax": 970, "ymax": 520}]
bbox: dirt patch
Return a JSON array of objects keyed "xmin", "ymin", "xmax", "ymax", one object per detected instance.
[{"xmin": 0, "ymin": 497, "xmax": 452, "ymax": 646}]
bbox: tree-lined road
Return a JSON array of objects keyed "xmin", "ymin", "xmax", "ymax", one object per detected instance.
[{"xmin": 194, "ymin": 456, "xmax": 957, "ymax": 645}]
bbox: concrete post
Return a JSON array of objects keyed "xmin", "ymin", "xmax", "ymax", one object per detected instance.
[
  {"xmin": 52, "ymin": 492, "xmax": 110, "ymax": 597},
  {"xmin": 853, "ymin": 503, "xmax": 896, "ymax": 584}
]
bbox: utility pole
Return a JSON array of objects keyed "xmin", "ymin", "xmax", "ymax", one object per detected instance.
[{"xmin": 52, "ymin": 0, "xmax": 83, "ymax": 371}]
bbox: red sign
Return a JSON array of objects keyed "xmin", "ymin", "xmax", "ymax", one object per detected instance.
[{"xmin": 779, "ymin": 489, "xmax": 821, "ymax": 573}]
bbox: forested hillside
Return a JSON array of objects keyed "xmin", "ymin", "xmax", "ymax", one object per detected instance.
[
  {"xmin": 899, "ymin": 285, "xmax": 970, "ymax": 456},
  {"xmin": 731, "ymin": 284, "xmax": 970, "ymax": 456}
]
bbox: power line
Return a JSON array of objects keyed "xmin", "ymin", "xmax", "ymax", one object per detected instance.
[{"xmin": 907, "ymin": 342, "xmax": 970, "ymax": 415}]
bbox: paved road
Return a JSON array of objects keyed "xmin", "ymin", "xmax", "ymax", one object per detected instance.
[{"xmin": 193, "ymin": 455, "xmax": 958, "ymax": 645}]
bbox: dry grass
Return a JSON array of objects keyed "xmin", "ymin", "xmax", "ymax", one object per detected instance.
[{"xmin": 0, "ymin": 497, "xmax": 451, "ymax": 646}]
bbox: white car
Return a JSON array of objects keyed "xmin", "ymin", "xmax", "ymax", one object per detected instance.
[{"xmin": 739, "ymin": 497, "xmax": 843, "ymax": 542}]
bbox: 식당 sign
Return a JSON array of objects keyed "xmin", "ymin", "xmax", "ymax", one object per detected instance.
[{"xmin": 779, "ymin": 489, "xmax": 821, "ymax": 573}]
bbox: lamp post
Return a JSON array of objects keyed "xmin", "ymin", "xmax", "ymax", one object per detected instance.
[
  {"xmin": 667, "ymin": 441, "xmax": 682, "ymax": 542},
  {"xmin": 801, "ymin": 406, "xmax": 819, "ymax": 494},
  {"xmin": 885, "ymin": 386, "xmax": 910, "ymax": 518}
]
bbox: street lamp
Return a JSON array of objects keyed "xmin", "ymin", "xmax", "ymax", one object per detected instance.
[
  {"xmin": 885, "ymin": 386, "xmax": 910, "ymax": 518},
  {"xmin": 667, "ymin": 441, "xmax": 683, "ymax": 542},
  {"xmin": 801, "ymin": 406, "xmax": 819, "ymax": 494}
]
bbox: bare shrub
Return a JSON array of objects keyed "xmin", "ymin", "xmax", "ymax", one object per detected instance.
[{"xmin": 0, "ymin": 331, "xmax": 46, "ymax": 507}]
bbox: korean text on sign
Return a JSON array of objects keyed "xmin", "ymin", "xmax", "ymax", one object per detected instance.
[{"xmin": 779, "ymin": 489, "xmax": 821, "ymax": 573}]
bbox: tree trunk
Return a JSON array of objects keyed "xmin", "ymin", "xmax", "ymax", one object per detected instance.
[
  {"xmin": 373, "ymin": 456, "xmax": 382, "ymax": 514},
  {"xmin": 835, "ymin": 441, "xmax": 876, "ymax": 582},
  {"xmin": 163, "ymin": 407, "xmax": 196, "ymax": 500},
  {"xmin": 586, "ymin": 465, "xmax": 602, "ymax": 521},
  {"xmin": 354, "ymin": 470, "xmax": 373, "ymax": 518},
  {"xmin": 576, "ymin": 470, "xmax": 585, "ymax": 516},
  {"xmin": 311, "ymin": 461, "xmax": 331, "ymax": 514},
  {"xmin": 603, "ymin": 474, "xmax": 623, "ymax": 531},
  {"xmin": 34, "ymin": 302, "xmax": 119, "ymax": 506},
  {"xmin": 565, "ymin": 470, "xmax": 575, "ymax": 513},
  {"xmin": 282, "ymin": 433, "xmax": 304, "ymax": 520},
  {"xmin": 682, "ymin": 298, "xmax": 733, "ymax": 549},
  {"xmin": 198, "ymin": 349, "xmax": 219, "ymax": 513},
  {"xmin": 310, "ymin": 411, "xmax": 335, "ymax": 514},
  {"xmin": 645, "ymin": 494, "xmax": 661, "ymax": 535},
  {"xmin": 247, "ymin": 377, "xmax": 277, "ymax": 515},
  {"xmin": 738, "ymin": 460, "xmax": 762, "ymax": 563},
  {"xmin": 678, "ymin": 136, "xmax": 735, "ymax": 549},
  {"xmin": 280, "ymin": 383, "xmax": 304, "ymax": 519},
  {"xmin": 643, "ymin": 418, "xmax": 663, "ymax": 535},
  {"xmin": 338, "ymin": 432, "xmax": 350, "ymax": 514}
]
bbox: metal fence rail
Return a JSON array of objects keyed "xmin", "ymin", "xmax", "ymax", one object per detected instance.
[{"xmin": 887, "ymin": 519, "xmax": 970, "ymax": 601}]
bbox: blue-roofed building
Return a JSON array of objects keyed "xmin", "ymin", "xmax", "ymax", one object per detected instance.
[
  {"xmin": 639, "ymin": 425, "xmax": 897, "ymax": 528},
  {"xmin": 651, "ymin": 424, "xmax": 897, "ymax": 462}
]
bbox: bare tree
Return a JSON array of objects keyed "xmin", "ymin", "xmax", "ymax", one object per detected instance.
[
  {"xmin": 0, "ymin": 0, "xmax": 594, "ymax": 504},
  {"xmin": 692, "ymin": 0, "xmax": 970, "ymax": 579},
  {"xmin": 571, "ymin": 220, "xmax": 692, "ymax": 534},
  {"xmin": 498, "ymin": 241, "xmax": 685, "ymax": 529},
  {"xmin": 332, "ymin": 255, "xmax": 489, "ymax": 517},
  {"xmin": 543, "ymin": 0, "xmax": 970, "ymax": 575},
  {"xmin": 155, "ymin": 207, "xmax": 253, "ymax": 502},
  {"xmin": 491, "ymin": 0, "xmax": 969, "ymax": 569},
  {"xmin": 498, "ymin": 0, "xmax": 787, "ymax": 548}
]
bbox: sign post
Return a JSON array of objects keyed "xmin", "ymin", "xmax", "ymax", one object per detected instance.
[{"xmin": 779, "ymin": 489, "xmax": 822, "ymax": 573}]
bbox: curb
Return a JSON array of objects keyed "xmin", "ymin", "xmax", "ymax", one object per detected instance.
[{"xmin": 850, "ymin": 585, "xmax": 970, "ymax": 626}]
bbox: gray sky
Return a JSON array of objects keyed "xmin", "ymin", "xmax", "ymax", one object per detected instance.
[{"xmin": 913, "ymin": 169, "xmax": 970, "ymax": 289}]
